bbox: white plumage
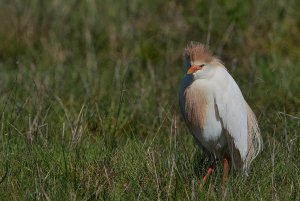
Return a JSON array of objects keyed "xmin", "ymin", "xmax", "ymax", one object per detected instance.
[{"xmin": 179, "ymin": 42, "xmax": 262, "ymax": 179}]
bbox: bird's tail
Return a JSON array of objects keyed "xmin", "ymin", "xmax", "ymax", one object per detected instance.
[{"xmin": 243, "ymin": 103, "xmax": 263, "ymax": 175}]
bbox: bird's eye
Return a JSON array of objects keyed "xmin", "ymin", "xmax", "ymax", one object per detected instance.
[{"xmin": 199, "ymin": 64, "xmax": 205, "ymax": 68}]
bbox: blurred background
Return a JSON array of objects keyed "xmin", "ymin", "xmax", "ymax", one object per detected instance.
[{"xmin": 0, "ymin": 0, "xmax": 299, "ymax": 200}]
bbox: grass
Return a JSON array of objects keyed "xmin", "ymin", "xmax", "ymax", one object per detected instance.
[{"xmin": 0, "ymin": 0, "xmax": 299, "ymax": 200}]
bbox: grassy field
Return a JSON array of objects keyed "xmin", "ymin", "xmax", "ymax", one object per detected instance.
[{"xmin": 0, "ymin": 0, "xmax": 299, "ymax": 200}]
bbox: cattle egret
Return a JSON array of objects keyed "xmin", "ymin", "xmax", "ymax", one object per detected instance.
[{"xmin": 179, "ymin": 42, "xmax": 263, "ymax": 185}]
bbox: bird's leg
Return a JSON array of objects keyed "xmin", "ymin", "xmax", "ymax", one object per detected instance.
[
  {"xmin": 222, "ymin": 157, "xmax": 229, "ymax": 185},
  {"xmin": 202, "ymin": 165, "xmax": 214, "ymax": 184},
  {"xmin": 221, "ymin": 157, "xmax": 229, "ymax": 198},
  {"xmin": 199, "ymin": 162, "xmax": 215, "ymax": 190}
]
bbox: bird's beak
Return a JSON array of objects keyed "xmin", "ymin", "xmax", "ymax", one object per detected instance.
[{"xmin": 187, "ymin": 65, "xmax": 201, "ymax": 74}]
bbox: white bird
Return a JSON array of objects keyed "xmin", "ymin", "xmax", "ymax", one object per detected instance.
[{"xmin": 179, "ymin": 42, "xmax": 262, "ymax": 184}]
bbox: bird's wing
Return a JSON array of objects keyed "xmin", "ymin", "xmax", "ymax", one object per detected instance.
[{"xmin": 213, "ymin": 67, "xmax": 248, "ymax": 166}]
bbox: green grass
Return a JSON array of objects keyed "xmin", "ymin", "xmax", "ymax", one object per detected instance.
[{"xmin": 0, "ymin": 0, "xmax": 299, "ymax": 200}]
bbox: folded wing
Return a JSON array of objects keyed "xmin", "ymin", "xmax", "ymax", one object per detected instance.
[{"xmin": 213, "ymin": 67, "xmax": 248, "ymax": 170}]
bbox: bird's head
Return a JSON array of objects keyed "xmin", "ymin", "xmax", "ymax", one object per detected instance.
[{"xmin": 184, "ymin": 42, "xmax": 223, "ymax": 79}]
